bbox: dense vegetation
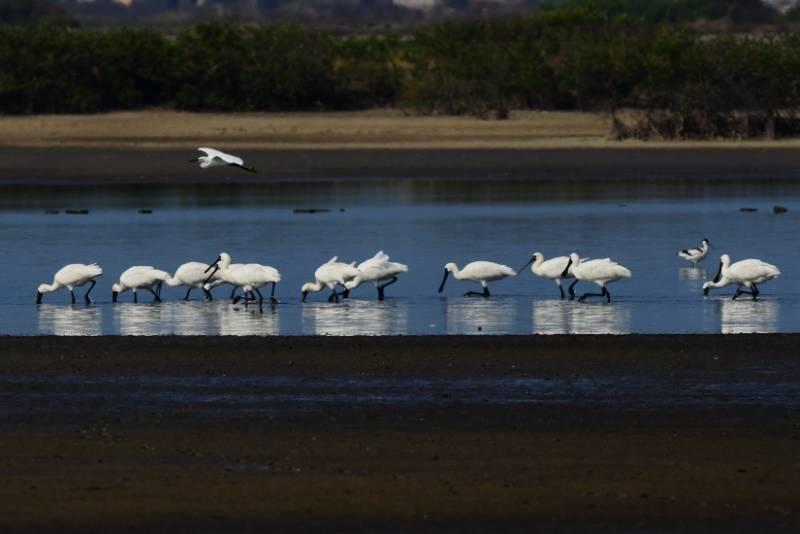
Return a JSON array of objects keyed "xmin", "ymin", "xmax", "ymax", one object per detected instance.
[{"xmin": 3, "ymin": 1, "xmax": 800, "ymax": 138}]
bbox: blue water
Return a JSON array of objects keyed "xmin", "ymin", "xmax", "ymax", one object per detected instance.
[{"xmin": 1, "ymin": 180, "xmax": 798, "ymax": 335}]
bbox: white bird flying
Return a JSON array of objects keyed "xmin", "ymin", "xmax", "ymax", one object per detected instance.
[
  {"xmin": 520, "ymin": 252, "xmax": 578, "ymax": 299},
  {"xmin": 344, "ymin": 251, "xmax": 409, "ymax": 301},
  {"xmin": 203, "ymin": 253, "xmax": 281, "ymax": 307},
  {"xmin": 678, "ymin": 238, "xmax": 711, "ymax": 265},
  {"xmin": 189, "ymin": 147, "xmax": 257, "ymax": 173},
  {"xmin": 437, "ymin": 261, "xmax": 516, "ymax": 298},
  {"xmin": 164, "ymin": 261, "xmax": 225, "ymax": 301},
  {"xmin": 561, "ymin": 253, "xmax": 632, "ymax": 303},
  {"xmin": 301, "ymin": 257, "xmax": 359, "ymax": 303},
  {"xmin": 37, "ymin": 263, "xmax": 103, "ymax": 304},
  {"xmin": 702, "ymin": 254, "xmax": 781, "ymax": 300},
  {"xmin": 112, "ymin": 266, "xmax": 170, "ymax": 303}
]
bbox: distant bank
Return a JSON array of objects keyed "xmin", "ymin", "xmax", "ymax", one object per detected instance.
[{"xmin": 2, "ymin": 111, "xmax": 800, "ymax": 184}]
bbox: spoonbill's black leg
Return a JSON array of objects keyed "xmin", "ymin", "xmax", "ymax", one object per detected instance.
[
  {"xmin": 133, "ymin": 291, "xmax": 138, "ymax": 304},
  {"xmin": 203, "ymin": 288, "xmax": 213, "ymax": 301},
  {"xmin": 270, "ymin": 282, "xmax": 279, "ymax": 304},
  {"xmin": 84, "ymin": 280, "xmax": 96, "ymax": 303},
  {"xmin": 147, "ymin": 287, "xmax": 161, "ymax": 302},
  {"xmin": 70, "ymin": 290, "xmax": 76, "ymax": 305},
  {"xmin": 465, "ymin": 287, "xmax": 490, "ymax": 298},
  {"xmin": 328, "ymin": 289, "xmax": 340, "ymax": 303},
  {"xmin": 254, "ymin": 287, "xmax": 264, "ymax": 306},
  {"xmin": 752, "ymin": 284, "xmax": 760, "ymax": 300},
  {"xmin": 557, "ymin": 283, "xmax": 565, "ymax": 299},
  {"xmin": 578, "ymin": 287, "xmax": 610, "ymax": 302},
  {"xmin": 568, "ymin": 280, "xmax": 579, "ymax": 300},
  {"xmin": 342, "ymin": 288, "xmax": 350, "ymax": 299},
  {"xmin": 230, "ymin": 287, "xmax": 237, "ymax": 300},
  {"xmin": 156, "ymin": 282, "xmax": 163, "ymax": 298},
  {"xmin": 376, "ymin": 276, "xmax": 398, "ymax": 301},
  {"xmin": 184, "ymin": 287, "xmax": 192, "ymax": 301}
]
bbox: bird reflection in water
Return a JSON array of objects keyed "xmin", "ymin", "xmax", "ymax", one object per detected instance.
[
  {"xmin": 113, "ymin": 303, "xmax": 172, "ymax": 335},
  {"xmin": 446, "ymin": 297, "xmax": 515, "ymax": 335},
  {"xmin": 679, "ymin": 267, "xmax": 707, "ymax": 281},
  {"xmin": 216, "ymin": 301, "xmax": 279, "ymax": 336},
  {"xmin": 532, "ymin": 300, "xmax": 632, "ymax": 334},
  {"xmin": 38, "ymin": 304, "xmax": 102, "ymax": 335},
  {"xmin": 302, "ymin": 300, "xmax": 408, "ymax": 335},
  {"xmin": 719, "ymin": 299, "xmax": 780, "ymax": 334}
]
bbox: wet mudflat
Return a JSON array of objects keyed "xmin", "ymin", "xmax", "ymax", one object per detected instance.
[{"xmin": 1, "ymin": 335, "xmax": 799, "ymax": 532}]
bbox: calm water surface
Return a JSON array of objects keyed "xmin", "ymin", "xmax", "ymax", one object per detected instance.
[{"xmin": 1, "ymin": 178, "xmax": 798, "ymax": 335}]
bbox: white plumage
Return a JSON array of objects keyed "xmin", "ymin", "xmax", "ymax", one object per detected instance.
[
  {"xmin": 204, "ymin": 252, "xmax": 281, "ymax": 306},
  {"xmin": 678, "ymin": 238, "xmax": 711, "ymax": 265},
  {"xmin": 302, "ymin": 257, "xmax": 360, "ymax": 303},
  {"xmin": 564, "ymin": 253, "xmax": 632, "ymax": 303},
  {"xmin": 164, "ymin": 261, "xmax": 225, "ymax": 301},
  {"xmin": 190, "ymin": 147, "xmax": 256, "ymax": 173},
  {"xmin": 703, "ymin": 254, "xmax": 780, "ymax": 300},
  {"xmin": 344, "ymin": 251, "xmax": 409, "ymax": 300},
  {"xmin": 437, "ymin": 260, "xmax": 516, "ymax": 298},
  {"xmin": 37, "ymin": 263, "xmax": 103, "ymax": 304},
  {"xmin": 112, "ymin": 266, "xmax": 170, "ymax": 303},
  {"xmin": 521, "ymin": 252, "xmax": 578, "ymax": 299}
]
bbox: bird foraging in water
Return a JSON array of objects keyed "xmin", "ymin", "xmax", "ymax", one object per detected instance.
[
  {"xmin": 437, "ymin": 261, "xmax": 516, "ymax": 298},
  {"xmin": 301, "ymin": 257, "xmax": 359, "ymax": 303},
  {"xmin": 678, "ymin": 238, "xmax": 711, "ymax": 265},
  {"xmin": 203, "ymin": 253, "xmax": 281, "ymax": 307},
  {"xmin": 112, "ymin": 266, "xmax": 170, "ymax": 303},
  {"xmin": 164, "ymin": 261, "xmax": 225, "ymax": 301},
  {"xmin": 702, "ymin": 254, "xmax": 780, "ymax": 300},
  {"xmin": 37, "ymin": 263, "xmax": 103, "ymax": 304},
  {"xmin": 189, "ymin": 147, "xmax": 257, "ymax": 173},
  {"xmin": 561, "ymin": 253, "xmax": 632, "ymax": 303},
  {"xmin": 344, "ymin": 251, "xmax": 408, "ymax": 301}
]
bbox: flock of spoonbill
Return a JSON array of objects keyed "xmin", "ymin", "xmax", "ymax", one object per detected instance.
[{"xmin": 33, "ymin": 234, "xmax": 782, "ymax": 305}]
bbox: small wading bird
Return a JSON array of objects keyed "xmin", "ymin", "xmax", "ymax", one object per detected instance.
[
  {"xmin": 561, "ymin": 253, "xmax": 632, "ymax": 303},
  {"xmin": 204, "ymin": 253, "xmax": 281, "ymax": 307},
  {"xmin": 164, "ymin": 261, "xmax": 225, "ymax": 301},
  {"xmin": 520, "ymin": 252, "xmax": 579, "ymax": 299},
  {"xmin": 302, "ymin": 257, "xmax": 359, "ymax": 303},
  {"xmin": 437, "ymin": 261, "xmax": 516, "ymax": 298},
  {"xmin": 702, "ymin": 254, "xmax": 780, "ymax": 300},
  {"xmin": 678, "ymin": 238, "xmax": 711, "ymax": 265},
  {"xmin": 37, "ymin": 263, "xmax": 103, "ymax": 304},
  {"xmin": 112, "ymin": 266, "xmax": 170, "ymax": 303},
  {"xmin": 344, "ymin": 251, "xmax": 409, "ymax": 301},
  {"xmin": 189, "ymin": 147, "xmax": 257, "ymax": 173}
]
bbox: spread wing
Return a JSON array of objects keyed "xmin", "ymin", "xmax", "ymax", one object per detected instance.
[{"xmin": 197, "ymin": 147, "xmax": 244, "ymax": 166}]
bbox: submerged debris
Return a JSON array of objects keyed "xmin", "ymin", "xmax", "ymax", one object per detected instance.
[
  {"xmin": 773, "ymin": 205, "xmax": 788, "ymax": 214},
  {"xmin": 138, "ymin": 209, "xmax": 153, "ymax": 214},
  {"xmin": 65, "ymin": 209, "xmax": 89, "ymax": 214},
  {"xmin": 739, "ymin": 207, "xmax": 758, "ymax": 212},
  {"xmin": 293, "ymin": 208, "xmax": 331, "ymax": 214}
]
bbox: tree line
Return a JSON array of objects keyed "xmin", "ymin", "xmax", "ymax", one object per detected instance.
[{"xmin": 3, "ymin": 4, "xmax": 800, "ymax": 138}]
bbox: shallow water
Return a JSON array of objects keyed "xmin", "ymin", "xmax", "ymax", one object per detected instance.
[{"xmin": 1, "ymin": 179, "xmax": 798, "ymax": 335}]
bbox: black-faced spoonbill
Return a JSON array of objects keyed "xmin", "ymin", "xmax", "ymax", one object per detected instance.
[
  {"xmin": 37, "ymin": 263, "xmax": 103, "ymax": 304},
  {"xmin": 561, "ymin": 253, "xmax": 632, "ymax": 303},
  {"xmin": 520, "ymin": 252, "xmax": 578, "ymax": 299},
  {"xmin": 112, "ymin": 266, "xmax": 170, "ymax": 303},
  {"xmin": 437, "ymin": 261, "xmax": 516, "ymax": 298},
  {"xmin": 204, "ymin": 253, "xmax": 281, "ymax": 307},
  {"xmin": 164, "ymin": 261, "xmax": 225, "ymax": 301},
  {"xmin": 344, "ymin": 251, "xmax": 409, "ymax": 301},
  {"xmin": 702, "ymin": 254, "xmax": 780, "ymax": 300},
  {"xmin": 301, "ymin": 257, "xmax": 359, "ymax": 303},
  {"xmin": 678, "ymin": 238, "xmax": 711, "ymax": 265},
  {"xmin": 189, "ymin": 147, "xmax": 257, "ymax": 173}
]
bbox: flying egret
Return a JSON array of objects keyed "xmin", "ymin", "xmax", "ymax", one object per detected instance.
[
  {"xmin": 678, "ymin": 238, "xmax": 711, "ymax": 265},
  {"xmin": 703, "ymin": 254, "xmax": 780, "ymax": 300},
  {"xmin": 112, "ymin": 266, "xmax": 170, "ymax": 303},
  {"xmin": 164, "ymin": 261, "xmax": 225, "ymax": 301},
  {"xmin": 189, "ymin": 147, "xmax": 257, "ymax": 173},
  {"xmin": 437, "ymin": 261, "xmax": 516, "ymax": 298},
  {"xmin": 37, "ymin": 263, "xmax": 103, "ymax": 304},
  {"xmin": 344, "ymin": 251, "xmax": 409, "ymax": 301},
  {"xmin": 204, "ymin": 252, "xmax": 281, "ymax": 307},
  {"xmin": 561, "ymin": 253, "xmax": 632, "ymax": 303},
  {"xmin": 301, "ymin": 257, "xmax": 359, "ymax": 303},
  {"xmin": 520, "ymin": 252, "xmax": 578, "ymax": 299}
]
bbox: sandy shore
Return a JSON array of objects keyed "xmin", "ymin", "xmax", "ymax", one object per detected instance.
[
  {"xmin": 3, "ymin": 110, "xmax": 800, "ymax": 184},
  {"xmin": 2, "ymin": 335, "xmax": 799, "ymax": 532}
]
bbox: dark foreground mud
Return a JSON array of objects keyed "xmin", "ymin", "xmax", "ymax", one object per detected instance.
[{"xmin": 1, "ymin": 335, "xmax": 799, "ymax": 532}]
